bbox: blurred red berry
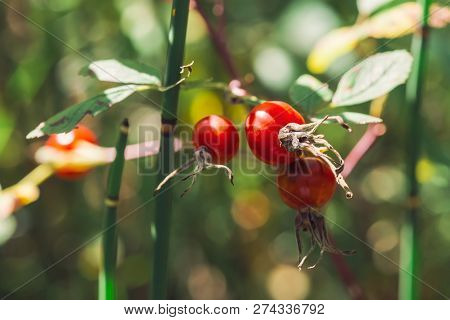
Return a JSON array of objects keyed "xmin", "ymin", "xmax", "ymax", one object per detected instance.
[{"xmin": 45, "ymin": 125, "xmax": 98, "ymax": 179}]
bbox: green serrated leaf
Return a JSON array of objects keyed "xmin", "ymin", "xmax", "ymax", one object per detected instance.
[
  {"xmin": 339, "ymin": 112, "xmax": 383, "ymax": 124},
  {"xmin": 332, "ymin": 50, "xmax": 413, "ymax": 107},
  {"xmin": 80, "ymin": 59, "xmax": 161, "ymax": 86},
  {"xmin": 27, "ymin": 85, "xmax": 147, "ymax": 138},
  {"xmin": 289, "ymin": 74, "xmax": 333, "ymax": 114}
]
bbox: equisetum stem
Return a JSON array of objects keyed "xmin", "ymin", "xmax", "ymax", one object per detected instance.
[
  {"xmin": 151, "ymin": 0, "xmax": 190, "ymax": 299},
  {"xmin": 99, "ymin": 119, "xmax": 129, "ymax": 300},
  {"xmin": 399, "ymin": 0, "xmax": 431, "ymax": 300}
]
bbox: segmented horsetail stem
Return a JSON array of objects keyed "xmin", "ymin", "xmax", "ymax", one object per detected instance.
[
  {"xmin": 399, "ymin": 0, "xmax": 431, "ymax": 300},
  {"xmin": 152, "ymin": 0, "xmax": 190, "ymax": 300},
  {"xmin": 99, "ymin": 118, "xmax": 129, "ymax": 300}
]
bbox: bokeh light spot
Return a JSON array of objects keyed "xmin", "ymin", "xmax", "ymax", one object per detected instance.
[
  {"xmin": 186, "ymin": 10, "xmax": 207, "ymax": 43},
  {"xmin": 231, "ymin": 190, "xmax": 270, "ymax": 230},
  {"xmin": 266, "ymin": 264, "xmax": 310, "ymax": 299},
  {"xmin": 361, "ymin": 166, "xmax": 406, "ymax": 203},
  {"xmin": 277, "ymin": 1, "xmax": 340, "ymax": 56},
  {"xmin": 227, "ymin": 103, "xmax": 248, "ymax": 124},
  {"xmin": 189, "ymin": 91, "xmax": 223, "ymax": 124},
  {"xmin": 269, "ymin": 231, "xmax": 298, "ymax": 264},
  {"xmin": 253, "ymin": 46, "xmax": 295, "ymax": 91},
  {"xmin": 416, "ymin": 158, "xmax": 435, "ymax": 183},
  {"xmin": 367, "ymin": 219, "xmax": 399, "ymax": 252},
  {"xmin": 0, "ymin": 216, "xmax": 17, "ymax": 245},
  {"xmin": 187, "ymin": 264, "xmax": 227, "ymax": 299}
]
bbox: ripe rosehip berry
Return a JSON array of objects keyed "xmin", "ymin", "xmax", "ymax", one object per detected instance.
[
  {"xmin": 245, "ymin": 101, "xmax": 305, "ymax": 166},
  {"xmin": 277, "ymin": 156, "xmax": 354, "ymax": 270},
  {"xmin": 155, "ymin": 115, "xmax": 239, "ymax": 196},
  {"xmin": 45, "ymin": 125, "xmax": 98, "ymax": 179},
  {"xmin": 277, "ymin": 157, "xmax": 336, "ymax": 210},
  {"xmin": 193, "ymin": 115, "xmax": 239, "ymax": 165}
]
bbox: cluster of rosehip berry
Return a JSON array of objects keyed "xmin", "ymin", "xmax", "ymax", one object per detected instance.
[
  {"xmin": 150, "ymin": 100, "xmax": 354, "ymax": 269},
  {"xmin": 246, "ymin": 101, "xmax": 355, "ymax": 269},
  {"xmin": 44, "ymin": 100, "xmax": 353, "ymax": 269}
]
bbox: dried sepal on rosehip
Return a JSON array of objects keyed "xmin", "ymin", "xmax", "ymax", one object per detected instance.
[
  {"xmin": 277, "ymin": 157, "xmax": 355, "ymax": 270},
  {"xmin": 278, "ymin": 115, "xmax": 353, "ymax": 199},
  {"xmin": 154, "ymin": 115, "xmax": 239, "ymax": 197},
  {"xmin": 294, "ymin": 209, "xmax": 355, "ymax": 270}
]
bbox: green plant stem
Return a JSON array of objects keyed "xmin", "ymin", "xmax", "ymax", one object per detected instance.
[
  {"xmin": 151, "ymin": 0, "xmax": 190, "ymax": 300},
  {"xmin": 194, "ymin": 0, "xmax": 239, "ymax": 79},
  {"xmin": 99, "ymin": 119, "xmax": 129, "ymax": 300},
  {"xmin": 399, "ymin": 0, "xmax": 431, "ymax": 300}
]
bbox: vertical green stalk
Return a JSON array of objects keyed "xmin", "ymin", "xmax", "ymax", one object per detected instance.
[
  {"xmin": 399, "ymin": 0, "xmax": 431, "ymax": 300},
  {"xmin": 151, "ymin": 0, "xmax": 190, "ymax": 299},
  {"xmin": 99, "ymin": 119, "xmax": 129, "ymax": 300}
]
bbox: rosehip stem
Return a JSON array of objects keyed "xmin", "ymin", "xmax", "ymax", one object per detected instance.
[
  {"xmin": 99, "ymin": 119, "xmax": 129, "ymax": 300},
  {"xmin": 193, "ymin": 0, "xmax": 239, "ymax": 80},
  {"xmin": 342, "ymin": 124, "xmax": 386, "ymax": 178}
]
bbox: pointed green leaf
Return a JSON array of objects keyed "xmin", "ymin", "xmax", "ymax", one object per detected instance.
[
  {"xmin": 339, "ymin": 112, "xmax": 383, "ymax": 124},
  {"xmin": 332, "ymin": 50, "xmax": 413, "ymax": 107},
  {"xmin": 289, "ymin": 75, "xmax": 333, "ymax": 114},
  {"xmin": 81, "ymin": 59, "xmax": 161, "ymax": 85},
  {"xmin": 27, "ymin": 85, "xmax": 147, "ymax": 138}
]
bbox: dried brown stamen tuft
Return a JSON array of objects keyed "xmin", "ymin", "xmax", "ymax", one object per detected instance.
[
  {"xmin": 154, "ymin": 146, "xmax": 234, "ymax": 197},
  {"xmin": 295, "ymin": 209, "xmax": 355, "ymax": 270},
  {"xmin": 278, "ymin": 115, "xmax": 353, "ymax": 198}
]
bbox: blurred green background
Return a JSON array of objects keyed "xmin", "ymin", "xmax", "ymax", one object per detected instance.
[{"xmin": 0, "ymin": 0, "xmax": 449, "ymax": 299}]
